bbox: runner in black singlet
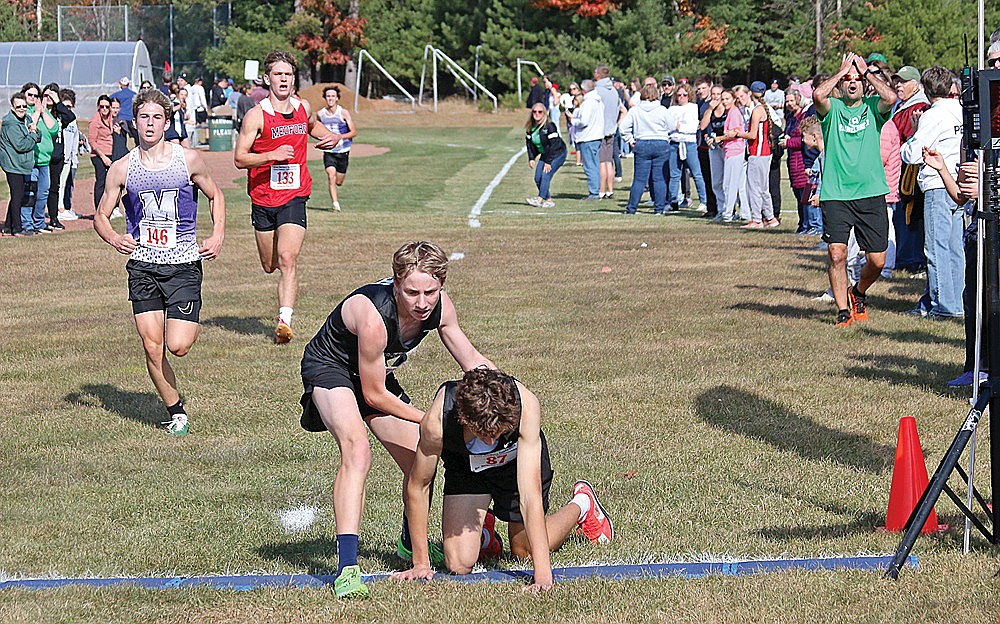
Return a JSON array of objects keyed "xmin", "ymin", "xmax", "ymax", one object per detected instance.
[{"xmin": 391, "ymin": 368, "xmax": 614, "ymax": 593}]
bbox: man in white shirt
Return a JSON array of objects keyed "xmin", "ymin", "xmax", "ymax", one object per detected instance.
[
  {"xmin": 571, "ymin": 80, "xmax": 605, "ymax": 201},
  {"xmin": 181, "ymin": 75, "xmax": 209, "ymax": 148},
  {"xmin": 763, "ymin": 79, "xmax": 785, "ymax": 111},
  {"xmin": 899, "ymin": 66, "xmax": 965, "ymax": 318}
]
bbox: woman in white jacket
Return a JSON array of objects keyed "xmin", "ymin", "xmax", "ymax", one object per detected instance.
[
  {"xmin": 667, "ymin": 83, "xmax": 708, "ymax": 211},
  {"xmin": 619, "ymin": 84, "xmax": 672, "ymax": 214}
]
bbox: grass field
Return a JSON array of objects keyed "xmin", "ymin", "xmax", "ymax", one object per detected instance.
[{"xmin": 1, "ymin": 114, "xmax": 998, "ymax": 623}]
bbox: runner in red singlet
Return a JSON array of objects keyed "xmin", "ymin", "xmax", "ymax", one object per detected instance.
[{"xmin": 234, "ymin": 50, "xmax": 339, "ymax": 344}]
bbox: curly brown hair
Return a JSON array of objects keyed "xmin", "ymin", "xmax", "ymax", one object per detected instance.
[{"xmin": 454, "ymin": 368, "xmax": 521, "ymax": 439}]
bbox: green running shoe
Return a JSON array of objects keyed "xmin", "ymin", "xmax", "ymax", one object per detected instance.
[
  {"xmin": 396, "ymin": 536, "xmax": 446, "ymax": 568},
  {"xmin": 334, "ymin": 565, "xmax": 368, "ymax": 599},
  {"xmin": 164, "ymin": 413, "xmax": 189, "ymax": 436}
]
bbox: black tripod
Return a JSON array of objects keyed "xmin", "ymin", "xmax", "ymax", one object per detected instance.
[{"xmin": 885, "ymin": 146, "xmax": 1000, "ymax": 579}]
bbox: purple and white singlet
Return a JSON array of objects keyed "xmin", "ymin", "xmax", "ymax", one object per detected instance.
[{"xmin": 124, "ymin": 143, "xmax": 200, "ymax": 264}]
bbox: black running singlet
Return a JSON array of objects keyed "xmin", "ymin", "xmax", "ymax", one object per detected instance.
[
  {"xmin": 302, "ymin": 278, "xmax": 443, "ymax": 374},
  {"xmin": 439, "ymin": 380, "xmax": 550, "ymax": 478}
]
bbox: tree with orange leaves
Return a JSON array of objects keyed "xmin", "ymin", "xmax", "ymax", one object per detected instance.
[
  {"xmin": 531, "ymin": 0, "xmax": 618, "ymax": 18},
  {"xmin": 291, "ymin": 0, "xmax": 367, "ymax": 69}
]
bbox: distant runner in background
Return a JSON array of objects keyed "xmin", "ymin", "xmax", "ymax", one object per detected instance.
[{"xmin": 317, "ymin": 85, "xmax": 357, "ymax": 212}]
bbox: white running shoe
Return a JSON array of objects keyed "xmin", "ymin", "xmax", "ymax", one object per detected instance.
[
  {"xmin": 58, "ymin": 210, "xmax": 79, "ymax": 221},
  {"xmin": 541, "ymin": 200, "xmax": 555, "ymax": 208},
  {"xmin": 526, "ymin": 197, "xmax": 542, "ymax": 207},
  {"xmin": 110, "ymin": 208, "xmax": 123, "ymax": 220},
  {"xmin": 333, "ymin": 201, "xmax": 341, "ymax": 212}
]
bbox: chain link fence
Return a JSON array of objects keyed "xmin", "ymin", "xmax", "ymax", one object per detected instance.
[{"xmin": 57, "ymin": 4, "xmax": 231, "ymax": 81}]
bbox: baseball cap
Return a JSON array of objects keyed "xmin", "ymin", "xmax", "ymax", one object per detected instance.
[
  {"xmin": 119, "ymin": 76, "xmax": 130, "ymax": 85},
  {"xmin": 661, "ymin": 74, "xmax": 675, "ymax": 85},
  {"xmin": 750, "ymin": 80, "xmax": 767, "ymax": 94},
  {"xmin": 867, "ymin": 52, "xmax": 888, "ymax": 64},
  {"xmin": 893, "ymin": 66, "xmax": 921, "ymax": 82}
]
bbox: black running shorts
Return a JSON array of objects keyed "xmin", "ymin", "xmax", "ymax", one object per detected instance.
[
  {"xmin": 322, "ymin": 151, "xmax": 350, "ymax": 174},
  {"xmin": 299, "ymin": 362, "xmax": 411, "ymax": 432},
  {"xmin": 443, "ymin": 448, "xmax": 553, "ymax": 524},
  {"xmin": 126, "ymin": 259, "xmax": 203, "ymax": 322},
  {"xmin": 251, "ymin": 196, "xmax": 308, "ymax": 232},
  {"xmin": 820, "ymin": 195, "xmax": 889, "ymax": 252}
]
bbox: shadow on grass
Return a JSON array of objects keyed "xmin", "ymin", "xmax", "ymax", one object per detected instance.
[
  {"xmin": 857, "ymin": 326, "xmax": 964, "ymax": 349},
  {"xmin": 694, "ymin": 385, "xmax": 894, "ymax": 474},
  {"xmin": 257, "ymin": 537, "xmax": 401, "ymax": 574},
  {"xmin": 727, "ymin": 301, "xmax": 827, "ymax": 321},
  {"xmin": 734, "ymin": 284, "xmax": 820, "ymax": 299},
  {"xmin": 844, "ymin": 354, "xmax": 954, "ymax": 389},
  {"xmin": 203, "ymin": 315, "xmax": 272, "ymax": 337},
  {"xmin": 64, "ymin": 384, "xmax": 164, "ymax": 428}
]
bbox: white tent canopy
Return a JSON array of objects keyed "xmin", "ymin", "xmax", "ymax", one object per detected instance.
[{"xmin": 0, "ymin": 41, "xmax": 154, "ymax": 117}]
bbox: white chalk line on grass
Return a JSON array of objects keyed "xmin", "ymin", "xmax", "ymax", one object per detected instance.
[{"xmin": 468, "ymin": 146, "xmax": 527, "ymax": 228}]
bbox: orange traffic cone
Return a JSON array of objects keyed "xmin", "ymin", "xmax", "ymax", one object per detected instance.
[{"xmin": 883, "ymin": 416, "xmax": 942, "ymax": 534}]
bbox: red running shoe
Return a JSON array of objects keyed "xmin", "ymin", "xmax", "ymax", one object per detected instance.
[
  {"xmin": 479, "ymin": 510, "xmax": 503, "ymax": 561},
  {"xmin": 574, "ymin": 480, "xmax": 614, "ymax": 544}
]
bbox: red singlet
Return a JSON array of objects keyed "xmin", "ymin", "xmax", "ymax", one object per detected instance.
[{"xmin": 247, "ymin": 97, "xmax": 312, "ymax": 207}]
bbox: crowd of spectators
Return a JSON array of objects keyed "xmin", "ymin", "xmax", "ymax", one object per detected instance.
[
  {"xmin": 1, "ymin": 71, "xmax": 261, "ymax": 237},
  {"xmin": 528, "ymin": 50, "xmax": 984, "ymax": 383}
]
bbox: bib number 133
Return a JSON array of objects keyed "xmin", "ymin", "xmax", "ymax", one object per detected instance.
[{"xmin": 271, "ymin": 164, "xmax": 300, "ymax": 190}]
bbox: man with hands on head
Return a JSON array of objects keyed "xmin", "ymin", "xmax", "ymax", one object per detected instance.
[
  {"xmin": 813, "ymin": 52, "xmax": 896, "ymax": 327},
  {"xmin": 94, "ymin": 88, "xmax": 226, "ymax": 436}
]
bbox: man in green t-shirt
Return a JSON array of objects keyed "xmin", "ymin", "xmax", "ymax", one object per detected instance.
[{"xmin": 814, "ymin": 52, "xmax": 897, "ymax": 328}]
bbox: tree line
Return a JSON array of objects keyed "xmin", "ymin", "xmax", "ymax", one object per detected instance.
[{"xmin": 2, "ymin": 0, "xmax": 991, "ymax": 99}]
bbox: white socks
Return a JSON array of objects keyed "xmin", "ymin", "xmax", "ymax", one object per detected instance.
[
  {"xmin": 572, "ymin": 493, "xmax": 591, "ymax": 522},
  {"xmin": 279, "ymin": 307, "xmax": 293, "ymax": 325}
]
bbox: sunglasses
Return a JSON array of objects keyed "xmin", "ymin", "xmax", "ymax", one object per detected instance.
[
  {"xmin": 98, "ymin": 104, "xmax": 110, "ymax": 109},
  {"xmin": 25, "ymin": 92, "xmax": 38, "ymax": 97},
  {"xmin": 677, "ymin": 92, "xmax": 689, "ymax": 97},
  {"xmin": 12, "ymin": 104, "xmax": 26, "ymax": 109},
  {"xmin": 844, "ymin": 74, "xmax": 862, "ymax": 82},
  {"xmin": 532, "ymin": 110, "xmax": 546, "ymax": 114}
]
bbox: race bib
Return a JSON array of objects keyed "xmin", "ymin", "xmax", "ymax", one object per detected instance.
[
  {"xmin": 270, "ymin": 164, "xmax": 300, "ymax": 190},
  {"xmin": 469, "ymin": 446, "xmax": 517, "ymax": 473},
  {"xmin": 139, "ymin": 219, "xmax": 176, "ymax": 250}
]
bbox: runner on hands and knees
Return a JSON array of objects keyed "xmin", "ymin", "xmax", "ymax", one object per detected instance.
[
  {"xmin": 234, "ymin": 50, "xmax": 340, "ymax": 344},
  {"xmin": 391, "ymin": 367, "xmax": 614, "ymax": 593},
  {"xmin": 317, "ymin": 85, "xmax": 357, "ymax": 212},
  {"xmin": 94, "ymin": 89, "xmax": 226, "ymax": 436},
  {"xmin": 298, "ymin": 241, "xmax": 493, "ymax": 598}
]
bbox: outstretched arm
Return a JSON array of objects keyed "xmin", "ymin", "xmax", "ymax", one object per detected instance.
[
  {"xmin": 515, "ymin": 386, "xmax": 552, "ymax": 592},
  {"xmin": 391, "ymin": 389, "xmax": 446, "ymax": 580}
]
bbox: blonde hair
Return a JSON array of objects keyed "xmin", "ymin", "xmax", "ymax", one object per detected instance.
[{"xmin": 392, "ymin": 241, "xmax": 448, "ymax": 284}]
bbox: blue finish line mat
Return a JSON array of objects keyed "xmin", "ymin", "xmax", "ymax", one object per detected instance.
[{"xmin": 1, "ymin": 555, "xmax": 915, "ymax": 590}]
